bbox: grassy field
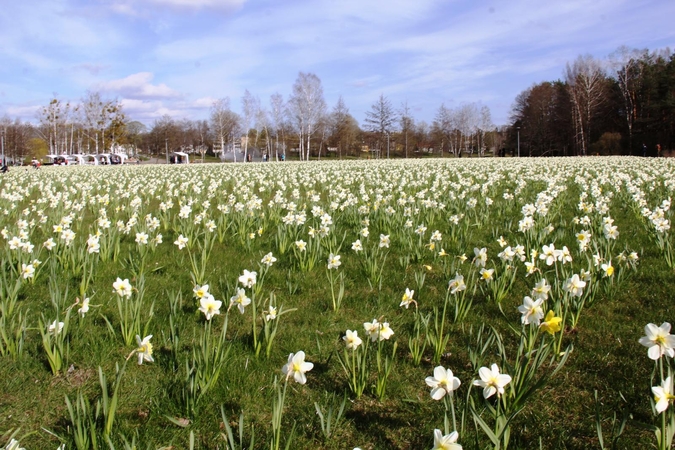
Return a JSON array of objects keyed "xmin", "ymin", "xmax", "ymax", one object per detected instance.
[{"xmin": 0, "ymin": 157, "xmax": 674, "ymax": 450}]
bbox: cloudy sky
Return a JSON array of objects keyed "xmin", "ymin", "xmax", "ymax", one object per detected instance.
[{"xmin": 0, "ymin": 0, "xmax": 672, "ymax": 128}]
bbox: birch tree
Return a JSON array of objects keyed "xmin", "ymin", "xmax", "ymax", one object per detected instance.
[
  {"xmin": 255, "ymin": 104, "xmax": 270, "ymax": 156},
  {"xmin": 288, "ymin": 72, "xmax": 326, "ymax": 161},
  {"xmin": 610, "ymin": 46, "xmax": 647, "ymax": 153},
  {"xmin": 565, "ymin": 55, "xmax": 607, "ymax": 155},
  {"xmin": 456, "ymin": 103, "xmax": 479, "ymax": 156},
  {"xmin": 364, "ymin": 94, "xmax": 396, "ymax": 158},
  {"xmin": 399, "ymin": 101, "xmax": 414, "ymax": 158},
  {"xmin": 79, "ymin": 91, "xmax": 124, "ymax": 154},
  {"xmin": 330, "ymin": 96, "xmax": 351, "ymax": 159},
  {"xmin": 241, "ymin": 90, "xmax": 257, "ymax": 161},
  {"xmin": 478, "ymin": 105, "xmax": 493, "ymax": 156},
  {"xmin": 433, "ymin": 104, "xmax": 453, "ymax": 156},
  {"xmin": 269, "ymin": 93, "xmax": 285, "ymax": 161},
  {"xmin": 37, "ymin": 97, "xmax": 72, "ymax": 154},
  {"xmin": 210, "ymin": 98, "xmax": 240, "ymax": 161}
]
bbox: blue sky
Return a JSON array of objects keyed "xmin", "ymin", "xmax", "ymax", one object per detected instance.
[{"xmin": 0, "ymin": 0, "xmax": 673, "ymax": 128}]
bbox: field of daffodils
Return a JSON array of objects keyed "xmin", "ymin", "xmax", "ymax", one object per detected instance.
[{"xmin": 1, "ymin": 157, "xmax": 674, "ymax": 450}]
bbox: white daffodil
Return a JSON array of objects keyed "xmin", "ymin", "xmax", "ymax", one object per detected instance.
[
  {"xmin": 282, "ymin": 350, "xmax": 314, "ymax": 385},
  {"xmin": 531, "ymin": 278, "xmax": 551, "ymax": 301},
  {"xmin": 135, "ymin": 335, "xmax": 154, "ymax": 365},
  {"xmin": 559, "ymin": 246, "xmax": 572, "ymax": 264},
  {"xmin": 87, "ymin": 234, "xmax": 100, "ymax": 253},
  {"xmin": 540, "ymin": 244, "xmax": 558, "ymax": 266},
  {"xmin": 448, "ymin": 273, "xmax": 466, "ymax": 294},
  {"xmin": 479, "ymin": 268, "xmax": 494, "ymax": 282},
  {"xmin": 113, "ymin": 277, "xmax": 133, "ymax": 298},
  {"xmin": 198, "ymin": 294, "xmax": 222, "ymax": 320},
  {"xmin": 364, "ymin": 319, "xmax": 380, "ymax": 341},
  {"xmin": 473, "ymin": 363, "xmax": 511, "ymax": 399},
  {"xmin": 653, "ymin": 376, "xmax": 675, "ymax": 413},
  {"xmin": 21, "ymin": 263, "xmax": 35, "ymax": 279},
  {"xmin": 193, "ymin": 284, "xmax": 210, "ymax": 299},
  {"xmin": 174, "ymin": 234, "xmax": 188, "ymax": 249},
  {"xmin": 425, "ymin": 366, "xmax": 461, "ymax": 400},
  {"xmin": 261, "ymin": 252, "xmax": 277, "ymax": 267},
  {"xmin": 327, "ymin": 253, "xmax": 341, "ymax": 269},
  {"xmin": 639, "ymin": 322, "xmax": 675, "ymax": 360},
  {"xmin": 400, "ymin": 288, "xmax": 415, "ymax": 309},
  {"xmin": 431, "ymin": 429, "xmax": 463, "ymax": 450},
  {"xmin": 135, "ymin": 232, "xmax": 149, "ymax": 245},
  {"xmin": 364, "ymin": 320, "xmax": 394, "ymax": 342},
  {"xmin": 238, "ymin": 269, "xmax": 257, "ymax": 288},
  {"xmin": 48, "ymin": 320, "xmax": 65, "ymax": 336},
  {"xmin": 343, "ymin": 329, "xmax": 363, "ymax": 350},
  {"xmin": 230, "ymin": 288, "xmax": 251, "ymax": 314},
  {"xmin": 4, "ymin": 438, "xmax": 26, "ymax": 450},
  {"xmin": 563, "ymin": 274, "xmax": 586, "ymax": 297},
  {"xmin": 265, "ymin": 305, "xmax": 277, "ymax": 322},
  {"xmin": 43, "ymin": 238, "xmax": 56, "ymax": 250},
  {"xmin": 473, "ymin": 247, "xmax": 487, "ymax": 267},
  {"xmin": 601, "ymin": 261, "xmax": 614, "ymax": 277},
  {"xmin": 517, "ymin": 296, "xmax": 544, "ymax": 325},
  {"xmin": 78, "ymin": 297, "xmax": 90, "ymax": 318}
]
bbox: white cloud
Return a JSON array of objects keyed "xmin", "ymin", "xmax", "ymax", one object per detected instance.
[
  {"xmin": 4, "ymin": 104, "xmax": 41, "ymax": 120},
  {"xmin": 190, "ymin": 97, "xmax": 218, "ymax": 109},
  {"xmin": 98, "ymin": 73, "xmax": 183, "ymax": 100},
  {"xmin": 119, "ymin": 96, "xmax": 217, "ymax": 124},
  {"xmin": 2, "ymin": 0, "xmax": 674, "ymax": 128},
  {"xmin": 108, "ymin": 0, "xmax": 246, "ymax": 15},
  {"xmin": 146, "ymin": 0, "xmax": 245, "ymax": 8}
]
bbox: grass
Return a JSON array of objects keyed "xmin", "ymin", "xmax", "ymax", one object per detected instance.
[{"xmin": 0, "ymin": 157, "xmax": 674, "ymax": 449}]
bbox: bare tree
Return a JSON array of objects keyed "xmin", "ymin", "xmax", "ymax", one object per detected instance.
[
  {"xmin": 211, "ymin": 98, "xmax": 240, "ymax": 161},
  {"xmin": 79, "ymin": 91, "xmax": 124, "ymax": 154},
  {"xmin": 477, "ymin": 105, "xmax": 493, "ymax": 156},
  {"xmin": 148, "ymin": 115, "xmax": 181, "ymax": 161},
  {"xmin": 125, "ymin": 121, "xmax": 146, "ymax": 157},
  {"xmin": 399, "ymin": 101, "xmax": 414, "ymax": 158},
  {"xmin": 610, "ymin": 46, "xmax": 647, "ymax": 153},
  {"xmin": 330, "ymin": 96, "xmax": 351, "ymax": 159},
  {"xmin": 288, "ymin": 72, "xmax": 327, "ymax": 161},
  {"xmin": 0, "ymin": 116, "xmax": 32, "ymax": 163},
  {"xmin": 364, "ymin": 94, "xmax": 396, "ymax": 158},
  {"xmin": 255, "ymin": 103, "xmax": 270, "ymax": 157},
  {"xmin": 565, "ymin": 55, "xmax": 607, "ymax": 155},
  {"xmin": 241, "ymin": 90, "xmax": 258, "ymax": 162},
  {"xmin": 36, "ymin": 96, "xmax": 73, "ymax": 154},
  {"xmin": 433, "ymin": 104, "xmax": 453, "ymax": 156},
  {"xmin": 415, "ymin": 121, "xmax": 430, "ymax": 153},
  {"xmin": 455, "ymin": 103, "xmax": 479, "ymax": 156},
  {"xmin": 269, "ymin": 93, "xmax": 285, "ymax": 161}
]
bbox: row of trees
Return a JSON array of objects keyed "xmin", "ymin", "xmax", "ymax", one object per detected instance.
[
  {"xmin": 16, "ymin": 46, "xmax": 675, "ymax": 163},
  {"xmin": 509, "ymin": 46, "xmax": 675, "ymax": 156},
  {"xmin": 3, "ymin": 46, "xmax": 673, "ymax": 163},
  {"xmin": 1, "ymin": 70, "xmax": 502, "ymax": 163}
]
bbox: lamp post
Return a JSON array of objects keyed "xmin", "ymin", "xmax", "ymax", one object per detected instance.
[
  {"xmin": 516, "ymin": 126, "xmax": 520, "ymax": 158},
  {"xmin": 1, "ymin": 129, "xmax": 4, "ymax": 166},
  {"xmin": 165, "ymin": 138, "xmax": 169, "ymax": 164}
]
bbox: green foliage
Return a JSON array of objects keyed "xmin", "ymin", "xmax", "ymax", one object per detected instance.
[{"xmin": 0, "ymin": 158, "xmax": 673, "ymax": 449}]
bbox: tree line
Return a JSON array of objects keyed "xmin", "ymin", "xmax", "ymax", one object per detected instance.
[
  {"xmin": 509, "ymin": 46, "xmax": 675, "ymax": 156},
  {"xmin": 2, "ymin": 45, "xmax": 672, "ymax": 163},
  {"xmin": 0, "ymin": 71, "xmax": 504, "ymax": 163}
]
